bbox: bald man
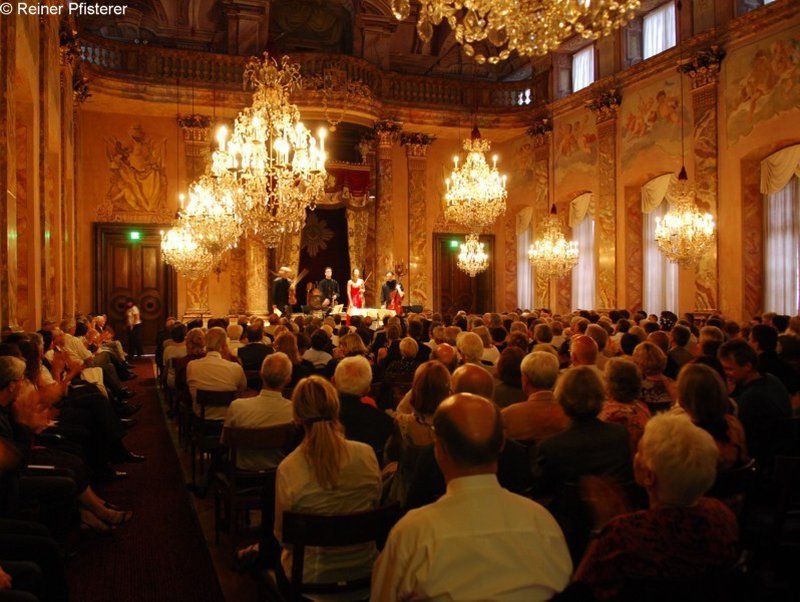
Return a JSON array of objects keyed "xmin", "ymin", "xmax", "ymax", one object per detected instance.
[
  {"xmin": 373, "ymin": 394, "xmax": 571, "ymax": 601},
  {"xmin": 569, "ymin": 335, "xmax": 603, "ymax": 379},
  {"xmin": 452, "ymin": 363, "xmax": 495, "ymax": 399},
  {"xmin": 431, "ymin": 343, "xmax": 458, "ymax": 373}
]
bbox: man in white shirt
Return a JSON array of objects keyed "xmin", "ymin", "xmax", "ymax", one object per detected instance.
[
  {"xmin": 186, "ymin": 327, "xmax": 246, "ymax": 420},
  {"xmin": 372, "ymin": 393, "xmax": 572, "ymax": 601},
  {"xmin": 223, "ymin": 352, "xmax": 294, "ymax": 471},
  {"xmin": 125, "ymin": 298, "xmax": 144, "ymax": 358}
]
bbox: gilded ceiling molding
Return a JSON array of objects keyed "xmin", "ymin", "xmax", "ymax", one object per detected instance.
[
  {"xmin": 400, "ymin": 132, "xmax": 435, "ymax": 157},
  {"xmin": 678, "ymin": 45, "xmax": 725, "ymax": 90}
]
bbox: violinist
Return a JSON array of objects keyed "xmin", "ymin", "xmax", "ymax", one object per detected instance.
[
  {"xmin": 317, "ymin": 267, "xmax": 340, "ymax": 308},
  {"xmin": 272, "ymin": 266, "xmax": 292, "ymax": 315}
]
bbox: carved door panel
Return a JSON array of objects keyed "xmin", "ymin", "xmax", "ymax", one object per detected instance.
[
  {"xmin": 433, "ymin": 234, "xmax": 495, "ymax": 314},
  {"xmin": 95, "ymin": 224, "xmax": 175, "ymax": 350}
]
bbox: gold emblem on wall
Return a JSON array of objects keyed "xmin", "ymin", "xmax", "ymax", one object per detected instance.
[{"xmin": 97, "ymin": 124, "xmax": 171, "ymax": 222}]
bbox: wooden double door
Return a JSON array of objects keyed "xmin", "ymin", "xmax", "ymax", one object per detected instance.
[
  {"xmin": 433, "ymin": 233, "xmax": 495, "ymax": 315},
  {"xmin": 95, "ymin": 223, "xmax": 175, "ymax": 350}
]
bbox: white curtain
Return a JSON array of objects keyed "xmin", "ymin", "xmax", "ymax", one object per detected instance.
[
  {"xmin": 517, "ymin": 208, "xmax": 534, "ymax": 309},
  {"xmin": 760, "ymin": 144, "xmax": 800, "ymax": 194},
  {"xmin": 572, "ymin": 215, "xmax": 596, "ymax": 310},
  {"xmin": 764, "ymin": 176, "xmax": 800, "ymax": 314},
  {"xmin": 643, "ymin": 176, "xmax": 678, "ymax": 315},
  {"xmin": 643, "ymin": 2, "xmax": 677, "ymax": 59},
  {"xmin": 572, "ymin": 45, "xmax": 595, "ymax": 92},
  {"xmin": 569, "ymin": 192, "xmax": 593, "ymax": 229}
]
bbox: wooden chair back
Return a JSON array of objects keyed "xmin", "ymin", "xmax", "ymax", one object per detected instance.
[{"xmin": 196, "ymin": 389, "xmax": 237, "ymax": 419}]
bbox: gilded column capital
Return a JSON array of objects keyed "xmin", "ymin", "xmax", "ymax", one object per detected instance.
[
  {"xmin": 401, "ymin": 132, "xmax": 435, "ymax": 159},
  {"xmin": 587, "ymin": 89, "xmax": 621, "ymax": 124},
  {"xmin": 373, "ymin": 120, "xmax": 402, "ymax": 149},
  {"xmin": 678, "ymin": 46, "xmax": 725, "ymax": 90},
  {"xmin": 357, "ymin": 136, "xmax": 376, "ymax": 164},
  {"xmin": 526, "ymin": 117, "xmax": 552, "ymax": 148}
]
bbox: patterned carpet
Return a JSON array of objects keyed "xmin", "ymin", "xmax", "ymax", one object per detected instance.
[{"xmin": 67, "ymin": 358, "xmax": 225, "ymax": 602}]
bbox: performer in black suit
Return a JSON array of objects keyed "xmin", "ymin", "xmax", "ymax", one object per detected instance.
[
  {"xmin": 380, "ymin": 271, "xmax": 396, "ymax": 308},
  {"xmin": 317, "ymin": 267, "xmax": 340, "ymax": 308},
  {"xmin": 272, "ymin": 266, "xmax": 291, "ymax": 315}
]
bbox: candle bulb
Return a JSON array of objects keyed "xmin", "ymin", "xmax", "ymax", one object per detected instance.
[{"xmin": 216, "ymin": 126, "xmax": 227, "ymax": 152}]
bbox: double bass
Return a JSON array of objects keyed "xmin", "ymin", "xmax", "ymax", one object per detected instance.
[{"xmin": 390, "ymin": 282, "xmax": 405, "ymax": 316}]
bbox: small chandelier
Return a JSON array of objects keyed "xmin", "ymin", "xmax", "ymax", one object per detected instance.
[
  {"xmin": 391, "ymin": 0, "xmax": 639, "ymax": 64},
  {"xmin": 457, "ymin": 234, "xmax": 489, "ymax": 277},
  {"xmin": 528, "ymin": 204, "xmax": 579, "ymax": 279},
  {"xmin": 179, "ymin": 175, "xmax": 242, "ymax": 258},
  {"xmin": 211, "ymin": 55, "xmax": 327, "ymax": 246},
  {"xmin": 444, "ymin": 126, "xmax": 507, "ymax": 231},
  {"xmin": 160, "ymin": 225, "xmax": 215, "ymax": 279},
  {"xmin": 655, "ymin": 167, "xmax": 715, "ymax": 266}
]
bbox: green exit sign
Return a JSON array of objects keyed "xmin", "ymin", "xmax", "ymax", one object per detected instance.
[
  {"xmin": 449, "ymin": 239, "xmax": 459, "ymax": 249},
  {"xmin": 129, "ymin": 231, "xmax": 142, "ymax": 241}
]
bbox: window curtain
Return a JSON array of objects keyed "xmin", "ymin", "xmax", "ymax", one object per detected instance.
[
  {"xmin": 643, "ymin": 2, "xmax": 676, "ymax": 59},
  {"xmin": 572, "ymin": 45, "xmax": 595, "ymax": 92},
  {"xmin": 764, "ymin": 176, "xmax": 800, "ymax": 315},
  {"xmin": 571, "ymin": 216, "xmax": 596, "ymax": 310},
  {"xmin": 517, "ymin": 208, "xmax": 534, "ymax": 309},
  {"xmin": 642, "ymin": 175, "xmax": 678, "ymax": 315}
]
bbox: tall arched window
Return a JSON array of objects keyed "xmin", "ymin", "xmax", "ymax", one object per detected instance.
[
  {"xmin": 761, "ymin": 145, "xmax": 800, "ymax": 314},
  {"xmin": 569, "ymin": 193, "xmax": 595, "ymax": 310},
  {"xmin": 642, "ymin": 174, "xmax": 679, "ymax": 315},
  {"xmin": 516, "ymin": 207, "xmax": 534, "ymax": 310}
]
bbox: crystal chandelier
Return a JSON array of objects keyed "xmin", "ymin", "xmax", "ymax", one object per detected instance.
[
  {"xmin": 655, "ymin": 167, "xmax": 715, "ymax": 266},
  {"xmin": 391, "ymin": 0, "xmax": 640, "ymax": 64},
  {"xmin": 160, "ymin": 225, "xmax": 215, "ymax": 279},
  {"xmin": 444, "ymin": 126, "xmax": 507, "ymax": 230},
  {"xmin": 457, "ymin": 233, "xmax": 489, "ymax": 277},
  {"xmin": 179, "ymin": 175, "xmax": 242, "ymax": 258},
  {"xmin": 528, "ymin": 204, "xmax": 579, "ymax": 279},
  {"xmin": 210, "ymin": 55, "xmax": 328, "ymax": 246}
]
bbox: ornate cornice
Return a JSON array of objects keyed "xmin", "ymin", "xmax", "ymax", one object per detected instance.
[
  {"xmin": 526, "ymin": 117, "xmax": 552, "ymax": 147},
  {"xmin": 401, "ymin": 132, "xmax": 435, "ymax": 158},
  {"xmin": 587, "ymin": 89, "xmax": 621, "ymax": 124},
  {"xmin": 678, "ymin": 45, "xmax": 725, "ymax": 90},
  {"xmin": 73, "ymin": 72, "xmax": 90, "ymax": 104},
  {"xmin": 373, "ymin": 119, "xmax": 402, "ymax": 148},
  {"xmin": 177, "ymin": 114, "xmax": 212, "ymax": 143},
  {"xmin": 357, "ymin": 136, "xmax": 376, "ymax": 164}
]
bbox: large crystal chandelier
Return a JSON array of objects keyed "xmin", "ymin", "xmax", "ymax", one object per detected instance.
[
  {"xmin": 211, "ymin": 55, "xmax": 327, "ymax": 246},
  {"xmin": 160, "ymin": 225, "xmax": 215, "ymax": 279},
  {"xmin": 391, "ymin": 0, "xmax": 640, "ymax": 64},
  {"xmin": 528, "ymin": 204, "xmax": 579, "ymax": 279},
  {"xmin": 444, "ymin": 126, "xmax": 507, "ymax": 230},
  {"xmin": 655, "ymin": 167, "xmax": 715, "ymax": 266},
  {"xmin": 457, "ymin": 234, "xmax": 489, "ymax": 277},
  {"xmin": 179, "ymin": 175, "xmax": 242, "ymax": 258}
]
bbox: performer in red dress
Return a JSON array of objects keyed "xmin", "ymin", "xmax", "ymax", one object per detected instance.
[{"xmin": 346, "ymin": 268, "xmax": 365, "ymax": 325}]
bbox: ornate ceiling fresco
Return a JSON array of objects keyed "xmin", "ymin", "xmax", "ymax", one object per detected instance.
[{"xmin": 77, "ymin": 0, "xmax": 532, "ymax": 81}]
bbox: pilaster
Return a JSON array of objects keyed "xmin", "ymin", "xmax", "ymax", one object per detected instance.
[{"xmin": 401, "ymin": 132, "xmax": 434, "ymax": 308}]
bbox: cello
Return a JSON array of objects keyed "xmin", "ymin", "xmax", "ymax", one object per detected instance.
[{"xmin": 390, "ymin": 281, "xmax": 405, "ymax": 316}]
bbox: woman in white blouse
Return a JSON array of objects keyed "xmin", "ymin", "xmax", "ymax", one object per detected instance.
[{"xmin": 275, "ymin": 375, "xmax": 382, "ymax": 592}]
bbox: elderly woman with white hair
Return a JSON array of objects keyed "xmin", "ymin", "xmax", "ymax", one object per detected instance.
[{"xmin": 573, "ymin": 413, "xmax": 739, "ymax": 599}]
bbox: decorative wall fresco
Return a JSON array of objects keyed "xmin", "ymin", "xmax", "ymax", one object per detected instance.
[
  {"xmin": 554, "ymin": 112, "xmax": 597, "ymax": 189},
  {"xmin": 621, "ymin": 79, "xmax": 686, "ymax": 170},
  {"xmin": 726, "ymin": 31, "xmax": 800, "ymax": 147}
]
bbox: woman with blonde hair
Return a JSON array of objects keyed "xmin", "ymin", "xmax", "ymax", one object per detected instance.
[
  {"xmin": 275, "ymin": 376, "xmax": 381, "ymax": 590},
  {"xmin": 633, "ymin": 341, "xmax": 676, "ymax": 412}
]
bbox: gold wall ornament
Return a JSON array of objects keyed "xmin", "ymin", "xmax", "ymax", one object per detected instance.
[
  {"xmin": 444, "ymin": 126, "xmax": 507, "ymax": 231},
  {"xmin": 528, "ymin": 205, "xmax": 579, "ymax": 279},
  {"xmin": 391, "ymin": 0, "xmax": 640, "ymax": 64},
  {"xmin": 457, "ymin": 234, "xmax": 489, "ymax": 278},
  {"xmin": 304, "ymin": 61, "xmax": 374, "ymax": 131},
  {"xmin": 210, "ymin": 54, "xmax": 328, "ymax": 247},
  {"xmin": 655, "ymin": 168, "xmax": 716, "ymax": 266}
]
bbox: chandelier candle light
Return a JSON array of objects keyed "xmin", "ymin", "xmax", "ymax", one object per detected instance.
[
  {"xmin": 457, "ymin": 234, "xmax": 490, "ymax": 277},
  {"xmin": 160, "ymin": 225, "xmax": 215, "ymax": 280},
  {"xmin": 392, "ymin": 0, "xmax": 640, "ymax": 64},
  {"xmin": 528, "ymin": 204, "xmax": 580, "ymax": 279}
]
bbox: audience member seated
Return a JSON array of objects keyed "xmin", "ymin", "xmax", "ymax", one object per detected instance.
[
  {"xmin": 502, "ymin": 351, "xmax": 567, "ymax": 443},
  {"xmin": 186, "ymin": 327, "xmax": 246, "ymax": 420},
  {"xmin": 573, "ymin": 414, "xmax": 739, "ymax": 600},
  {"xmin": 749, "ymin": 324, "xmax": 799, "ymax": 397},
  {"xmin": 273, "ymin": 333, "xmax": 313, "ymax": 388},
  {"xmin": 667, "ymin": 324, "xmax": 694, "ymax": 378},
  {"xmin": 236, "ymin": 323, "xmax": 273, "ymax": 372},
  {"xmin": 162, "ymin": 323, "xmax": 187, "ymax": 389},
  {"xmin": 332, "ymin": 357, "xmax": 393, "ymax": 461},
  {"xmin": 174, "ymin": 328, "xmax": 206, "ymax": 396},
  {"xmin": 599, "ymin": 359, "xmax": 651, "ymax": 454},
  {"xmin": 226, "ymin": 324, "xmax": 245, "ymax": 356},
  {"xmin": 675, "ymin": 364, "xmax": 748, "ymax": 471},
  {"xmin": 372, "ymin": 393, "xmax": 572, "ymax": 601},
  {"xmin": 430, "ymin": 343, "xmax": 457, "ymax": 373},
  {"xmin": 473, "ymin": 326, "xmax": 500, "ymax": 366},
  {"xmin": 275, "ymin": 376, "xmax": 381, "ymax": 590},
  {"xmin": 492, "ymin": 346, "xmax": 527, "ymax": 408},
  {"xmin": 569, "ymin": 336, "xmax": 603, "ymax": 380},
  {"xmin": 718, "ymin": 339, "xmax": 792, "ymax": 469},
  {"xmin": 383, "ymin": 361, "xmax": 451, "ymax": 506},
  {"xmin": 222, "ymin": 353, "xmax": 294, "ymax": 471},
  {"xmin": 302, "ymin": 330, "xmax": 333, "ymax": 370},
  {"xmin": 384, "ymin": 338, "xmax": 420, "ymax": 381},
  {"xmin": 633, "ymin": 341, "xmax": 676, "ymax": 412},
  {"xmin": 585, "ymin": 324, "xmax": 610, "ymax": 370},
  {"xmin": 452, "ymin": 363, "xmax": 495, "ymax": 399}
]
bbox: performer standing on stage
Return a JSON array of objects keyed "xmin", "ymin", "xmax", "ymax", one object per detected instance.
[
  {"xmin": 347, "ymin": 268, "xmax": 365, "ymax": 310},
  {"xmin": 272, "ymin": 266, "xmax": 292, "ymax": 315},
  {"xmin": 381, "ymin": 270, "xmax": 405, "ymax": 315},
  {"xmin": 317, "ymin": 267, "xmax": 340, "ymax": 308}
]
